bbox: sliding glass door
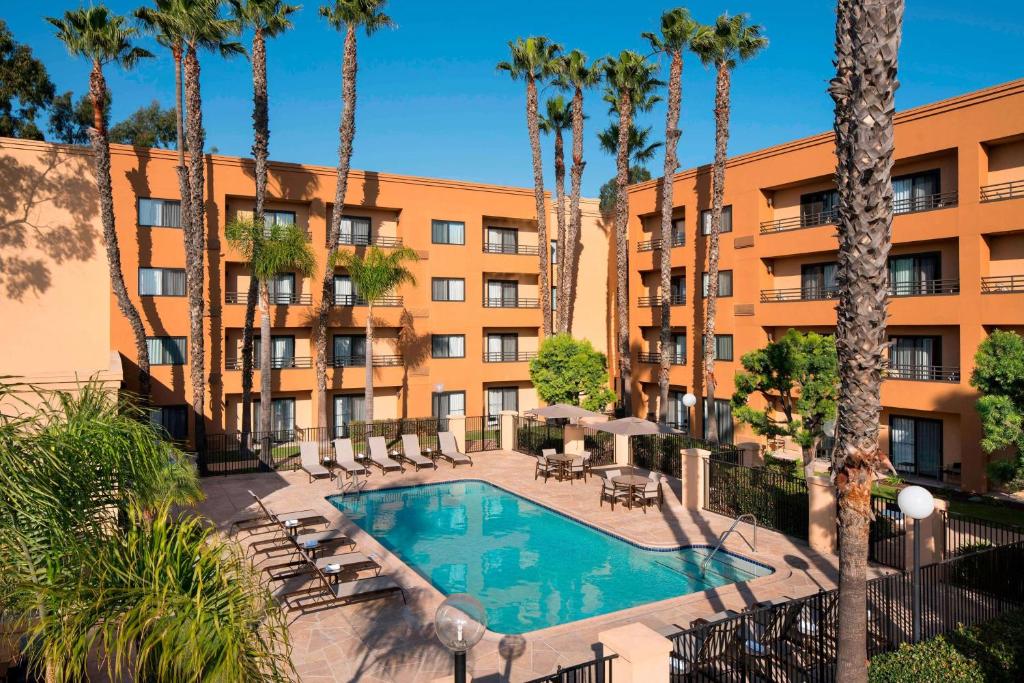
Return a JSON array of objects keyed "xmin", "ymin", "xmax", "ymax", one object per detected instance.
[
  {"xmin": 333, "ymin": 394, "xmax": 365, "ymax": 438},
  {"xmin": 888, "ymin": 252, "xmax": 940, "ymax": 296},
  {"xmin": 890, "ymin": 415, "xmax": 942, "ymax": 479}
]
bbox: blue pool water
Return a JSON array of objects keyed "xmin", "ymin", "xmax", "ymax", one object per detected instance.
[{"xmin": 328, "ymin": 480, "xmax": 771, "ymax": 634}]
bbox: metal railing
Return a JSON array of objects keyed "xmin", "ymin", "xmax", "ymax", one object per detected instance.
[
  {"xmin": 525, "ymin": 654, "xmax": 618, "ymax": 683},
  {"xmin": 705, "ymin": 458, "xmax": 810, "ymax": 540},
  {"xmin": 888, "ymin": 278, "xmax": 960, "ymax": 296},
  {"xmin": 482, "ymin": 297, "xmax": 540, "ymax": 308},
  {"xmin": 981, "ymin": 274, "xmax": 1024, "ymax": 293},
  {"xmin": 637, "ymin": 233, "xmax": 686, "ymax": 251},
  {"xmin": 701, "ymin": 514, "xmax": 757, "ymax": 574},
  {"xmin": 337, "ymin": 234, "xmax": 403, "ymax": 247},
  {"xmin": 869, "ymin": 494, "xmax": 907, "ymax": 569},
  {"xmin": 328, "ymin": 354, "xmax": 402, "ymax": 368},
  {"xmin": 760, "ymin": 287, "xmax": 839, "ymax": 303},
  {"xmin": 638, "ymin": 294, "xmax": 686, "ymax": 307},
  {"xmin": 893, "ymin": 190, "xmax": 958, "ymax": 214},
  {"xmin": 482, "ymin": 351, "xmax": 536, "ymax": 363},
  {"xmin": 483, "ymin": 242, "xmax": 540, "ymax": 255},
  {"xmin": 465, "ymin": 415, "xmax": 501, "ymax": 452},
  {"xmin": 224, "ymin": 291, "xmax": 312, "ymax": 305},
  {"xmin": 759, "ymin": 208, "xmax": 839, "ymax": 234},
  {"xmin": 883, "ymin": 364, "xmax": 961, "ymax": 382},
  {"xmin": 630, "ymin": 432, "xmax": 741, "ymax": 479},
  {"xmin": 332, "ymin": 294, "xmax": 403, "ymax": 307},
  {"xmin": 761, "ymin": 279, "xmax": 960, "ymax": 302},
  {"xmin": 759, "ymin": 191, "xmax": 958, "ymax": 235},
  {"xmin": 514, "ymin": 416, "xmax": 564, "ymax": 456},
  {"xmin": 583, "ymin": 426, "xmax": 615, "ymax": 466},
  {"xmin": 225, "ymin": 356, "xmax": 312, "ymax": 370},
  {"xmin": 637, "ymin": 351, "xmax": 686, "ymax": 365},
  {"xmin": 943, "ymin": 510, "xmax": 1024, "ymax": 557},
  {"xmin": 980, "ymin": 179, "xmax": 1024, "ymax": 202}
]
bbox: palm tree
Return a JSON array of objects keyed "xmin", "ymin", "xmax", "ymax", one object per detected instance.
[
  {"xmin": 552, "ymin": 49, "xmax": 601, "ymax": 333},
  {"xmin": 497, "ymin": 36, "xmax": 563, "ymax": 338},
  {"xmin": 315, "ymin": 0, "xmax": 394, "ymax": 433},
  {"xmin": 229, "ymin": 0, "xmax": 300, "ymax": 450},
  {"xmin": 225, "ymin": 219, "xmax": 315, "ymax": 463},
  {"xmin": 691, "ymin": 13, "xmax": 767, "ymax": 442},
  {"xmin": 334, "ymin": 247, "xmax": 417, "ymax": 422},
  {"xmin": 47, "ymin": 6, "xmax": 154, "ymax": 403},
  {"xmin": 828, "ymin": 1, "xmax": 903, "ymax": 679},
  {"xmin": 602, "ymin": 50, "xmax": 662, "ymax": 415},
  {"xmin": 539, "ymin": 95, "xmax": 572, "ymax": 333},
  {"xmin": 645, "ymin": 8, "xmax": 698, "ymax": 424}
]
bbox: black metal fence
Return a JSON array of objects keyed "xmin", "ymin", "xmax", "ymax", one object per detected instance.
[
  {"xmin": 869, "ymin": 494, "xmax": 907, "ymax": 570},
  {"xmin": 525, "ymin": 654, "xmax": 617, "ymax": 683},
  {"xmin": 629, "ymin": 433, "xmax": 742, "ymax": 479},
  {"xmin": 704, "ymin": 458, "xmax": 809, "ymax": 540},
  {"xmin": 465, "ymin": 415, "xmax": 501, "ymax": 453},
  {"xmin": 583, "ymin": 426, "xmax": 615, "ymax": 466},
  {"xmin": 666, "ymin": 541, "xmax": 1024, "ymax": 682},
  {"xmin": 514, "ymin": 416, "xmax": 565, "ymax": 456},
  {"xmin": 943, "ymin": 509, "xmax": 1024, "ymax": 557}
]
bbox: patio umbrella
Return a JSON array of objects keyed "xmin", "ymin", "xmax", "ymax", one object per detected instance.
[
  {"xmin": 590, "ymin": 417, "xmax": 682, "ymax": 436},
  {"xmin": 524, "ymin": 404, "xmax": 602, "ymax": 422}
]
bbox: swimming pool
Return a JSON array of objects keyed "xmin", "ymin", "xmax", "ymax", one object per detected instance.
[{"xmin": 328, "ymin": 480, "xmax": 772, "ymax": 634}]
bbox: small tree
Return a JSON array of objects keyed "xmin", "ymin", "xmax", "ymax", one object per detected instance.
[
  {"xmin": 971, "ymin": 329, "xmax": 1024, "ymax": 487},
  {"xmin": 731, "ymin": 329, "xmax": 838, "ymax": 463},
  {"xmin": 529, "ymin": 333, "xmax": 616, "ymax": 411}
]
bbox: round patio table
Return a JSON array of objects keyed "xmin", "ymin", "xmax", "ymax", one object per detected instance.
[
  {"xmin": 611, "ymin": 474, "xmax": 650, "ymax": 510},
  {"xmin": 546, "ymin": 453, "xmax": 574, "ymax": 481}
]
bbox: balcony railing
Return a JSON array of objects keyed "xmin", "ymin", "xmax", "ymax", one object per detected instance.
[
  {"xmin": 329, "ymin": 354, "xmax": 402, "ymax": 368},
  {"xmin": 759, "ymin": 209, "xmax": 838, "ymax": 234},
  {"xmin": 761, "ymin": 279, "xmax": 959, "ymax": 302},
  {"xmin": 980, "ymin": 179, "xmax": 1024, "ymax": 202},
  {"xmin": 759, "ymin": 191, "xmax": 958, "ymax": 235},
  {"xmin": 893, "ymin": 190, "xmax": 958, "ymax": 215},
  {"xmin": 884, "ymin": 363, "xmax": 961, "ymax": 382},
  {"xmin": 337, "ymin": 234, "xmax": 403, "ymax": 248},
  {"xmin": 332, "ymin": 294, "xmax": 403, "ymax": 307},
  {"xmin": 889, "ymin": 278, "xmax": 960, "ymax": 297},
  {"xmin": 638, "ymin": 294, "xmax": 686, "ymax": 307},
  {"xmin": 482, "ymin": 351, "xmax": 537, "ymax": 363},
  {"xmin": 482, "ymin": 297, "xmax": 540, "ymax": 308},
  {"xmin": 761, "ymin": 287, "xmax": 839, "ymax": 303},
  {"xmin": 225, "ymin": 356, "xmax": 312, "ymax": 370},
  {"xmin": 981, "ymin": 274, "xmax": 1024, "ymax": 294},
  {"xmin": 638, "ymin": 351, "xmax": 686, "ymax": 365},
  {"xmin": 225, "ymin": 291, "xmax": 312, "ymax": 305},
  {"xmin": 637, "ymin": 233, "xmax": 686, "ymax": 252},
  {"xmin": 483, "ymin": 242, "xmax": 540, "ymax": 256}
]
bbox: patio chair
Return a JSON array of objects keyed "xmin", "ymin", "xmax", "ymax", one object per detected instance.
[
  {"xmin": 541, "ymin": 448, "xmax": 558, "ymax": 458},
  {"xmin": 264, "ymin": 550, "xmax": 380, "ymax": 582},
  {"xmin": 399, "ymin": 434, "xmax": 438, "ymax": 471},
  {"xmin": 229, "ymin": 490, "xmax": 329, "ymax": 535},
  {"xmin": 599, "ymin": 469, "xmax": 630, "ymax": 510},
  {"xmin": 580, "ymin": 450, "xmax": 593, "ymax": 478},
  {"xmin": 300, "ymin": 442, "xmax": 332, "ymax": 483},
  {"xmin": 283, "ymin": 563, "xmax": 406, "ymax": 611},
  {"xmin": 635, "ymin": 480, "xmax": 662, "ymax": 512},
  {"xmin": 367, "ymin": 436, "xmax": 404, "ymax": 475},
  {"xmin": 437, "ymin": 431, "xmax": 473, "ymax": 467},
  {"xmin": 568, "ymin": 455, "xmax": 585, "ymax": 483},
  {"xmin": 671, "ymin": 615, "xmax": 742, "ymax": 679},
  {"xmin": 535, "ymin": 454, "xmax": 555, "ymax": 482},
  {"xmin": 332, "ymin": 438, "xmax": 369, "ymax": 494}
]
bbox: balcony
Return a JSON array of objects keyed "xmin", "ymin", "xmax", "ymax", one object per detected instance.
[
  {"xmin": 760, "ymin": 209, "xmax": 837, "ymax": 235},
  {"xmin": 981, "ymin": 179, "xmax": 1024, "ymax": 202},
  {"xmin": 225, "ymin": 291, "xmax": 312, "ymax": 305},
  {"xmin": 889, "ymin": 278, "xmax": 960, "ymax": 297},
  {"xmin": 329, "ymin": 354, "xmax": 402, "ymax": 368},
  {"xmin": 332, "ymin": 294, "xmax": 403, "ymax": 307},
  {"xmin": 337, "ymin": 234, "xmax": 403, "ymax": 248},
  {"xmin": 761, "ymin": 287, "xmax": 838, "ymax": 303},
  {"xmin": 892, "ymin": 190, "xmax": 958, "ymax": 215},
  {"xmin": 637, "ymin": 233, "xmax": 686, "ymax": 252},
  {"xmin": 759, "ymin": 191, "xmax": 958, "ymax": 235},
  {"xmin": 884, "ymin": 363, "xmax": 960, "ymax": 383},
  {"xmin": 225, "ymin": 356, "xmax": 312, "ymax": 370},
  {"xmin": 482, "ymin": 297, "xmax": 540, "ymax": 309},
  {"xmin": 482, "ymin": 351, "xmax": 537, "ymax": 363},
  {"xmin": 637, "ymin": 351, "xmax": 686, "ymax": 365},
  {"xmin": 638, "ymin": 294, "xmax": 686, "ymax": 307},
  {"xmin": 981, "ymin": 275, "xmax": 1024, "ymax": 293},
  {"xmin": 761, "ymin": 279, "xmax": 959, "ymax": 303},
  {"xmin": 483, "ymin": 242, "xmax": 540, "ymax": 256}
]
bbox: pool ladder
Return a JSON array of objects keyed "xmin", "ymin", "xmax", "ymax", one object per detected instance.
[{"xmin": 701, "ymin": 514, "xmax": 757, "ymax": 574}]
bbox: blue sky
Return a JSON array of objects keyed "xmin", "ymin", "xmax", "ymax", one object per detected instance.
[{"xmin": 8, "ymin": 1, "xmax": 1024, "ymax": 196}]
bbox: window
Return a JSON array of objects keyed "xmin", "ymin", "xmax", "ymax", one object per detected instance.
[
  {"xmin": 671, "ymin": 334, "xmax": 687, "ymax": 364},
  {"xmin": 890, "ymin": 415, "xmax": 942, "ymax": 479},
  {"xmin": 432, "ymin": 391, "xmax": 465, "ymax": 418},
  {"xmin": 550, "ymin": 240, "xmax": 558, "ymax": 263},
  {"xmin": 432, "ymin": 278, "xmax": 465, "ymax": 302},
  {"xmin": 551, "ymin": 286, "xmax": 557, "ymax": 310},
  {"xmin": 715, "ymin": 335, "xmax": 734, "ymax": 361},
  {"xmin": 487, "ymin": 387, "xmax": 519, "ymax": 420},
  {"xmin": 333, "ymin": 274, "xmax": 363, "ymax": 305},
  {"xmin": 485, "ymin": 333, "xmax": 518, "ymax": 362},
  {"xmin": 486, "ymin": 279, "xmax": 517, "ymax": 306},
  {"xmin": 337, "ymin": 215, "xmax": 371, "ymax": 245},
  {"xmin": 267, "ymin": 273, "xmax": 296, "ymax": 304},
  {"xmin": 700, "ymin": 206, "xmax": 732, "ymax": 235},
  {"xmin": 253, "ymin": 335, "xmax": 295, "ymax": 368},
  {"xmin": 252, "ymin": 398, "xmax": 296, "ymax": 437},
  {"xmin": 485, "ymin": 227, "xmax": 518, "ymax": 253},
  {"xmin": 800, "ymin": 189, "xmax": 839, "ymax": 224},
  {"xmin": 888, "ymin": 335, "xmax": 941, "ymax": 380},
  {"xmin": 138, "ymin": 198, "xmax": 182, "ymax": 227},
  {"xmin": 667, "ymin": 391, "xmax": 689, "ymax": 431},
  {"xmin": 701, "ymin": 270, "xmax": 733, "ymax": 297},
  {"xmin": 149, "ymin": 405, "xmax": 188, "ymax": 440},
  {"xmin": 703, "ymin": 398, "xmax": 734, "ymax": 444},
  {"xmin": 432, "ymin": 219, "xmax": 465, "ymax": 245},
  {"xmin": 147, "ymin": 337, "xmax": 186, "ymax": 365},
  {"xmin": 892, "ymin": 170, "xmax": 940, "ymax": 214},
  {"xmin": 888, "ymin": 252, "xmax": 940, "ymax": 296},
  {"xmin": 263, "ymin": 209, "xmax": 296, "ymax": 229},
  {"xmin": 671, "ymin": 218, "xmax": 686, "ymax": 246},
  {"xmin": 333, "ymin": 394, "xmax": 365, "ymax": 437},
  {"xmin": 333, "ymin": 335, "xmax": 367, "ymax": 366},
  {"xmin": 670, "ymin": 275, "xmax": 686, "ymax": 304},
  {"xmin": 138, "ymin": 267, "xmax": 185, "ymax": 296},
  {"xmin": 801, "ymin": 262, "xmax": 838, "ymax": 299},
  {"xmin": 432, "ymin": 334, "xmax": 465, "ymax": 359}
]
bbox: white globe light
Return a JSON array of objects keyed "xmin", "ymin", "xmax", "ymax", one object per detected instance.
[
  {"xmin": 435, "ymin": 594, "xmax": 488, "ymax": 653},
  {"xmin": 897, "ymin": 486, "xmax": 935, "ymax": 520},
  {"xmin": 682, "ymin": 393, "xmax": 697, "ymax": 408}
]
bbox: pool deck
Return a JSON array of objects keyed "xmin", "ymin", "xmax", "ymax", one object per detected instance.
[{"xmin": 198, "ymin": 451, "xmax": 888, "ymax": 682}]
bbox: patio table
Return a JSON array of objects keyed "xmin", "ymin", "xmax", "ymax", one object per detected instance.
[
  {"xmin": 612, "ymin": 474, "xmax": 649, "ymax": 510},
  {"xmin": 546, "ymin": 453, "xmax": 574, "ymax": 481}
]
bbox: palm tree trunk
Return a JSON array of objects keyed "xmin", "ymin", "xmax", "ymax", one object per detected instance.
[
  {"xmin": 657, "ymin": 50, "xmax": 683, "ymax": 423},
  {"xmin": 88, "ymin": 63, "xmax": 151, "ymax": 402},
  {"xmin": 172, "ymin": 43, "xmax": 192, "ymax": 244},
  {"xmin": 552, "ymin": 127, "xmax": 567, "ymax": 333},
  {"xmin": 259, "ymin": 281, "xmax": 272, "ymax": 465},
  {"xmin": 317, "ymin": 24, "xmax": 358, "ymax": 432},
  {"xmin": 526, "ymin": 76, "xmax": 552, "ymax": 337},
  {"xmin": 830, "ymin": 1, "xmax": 903, "ymax": 679},
  {"xmin": 563, "ymin": 86, "xmax": 586, "ymax": 335},
  {"xmin": 703, "ymin": 62, "xmax": 730, "ymax": 443},
  {"xmin": 614, "ymin": 90, "xmax": 634, "ymax": 414},
  {"xmin": 183, "ymin": 46, "xmax": 206, "ymax": 451},
  {"xmin": 365, "ymin": 302, "xmax": 374, "ymax": 422}
]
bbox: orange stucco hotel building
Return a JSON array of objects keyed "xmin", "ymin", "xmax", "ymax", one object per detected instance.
[{"xmin": 2, "ymin": 78, "xmax": 1023, "ymax": 492}]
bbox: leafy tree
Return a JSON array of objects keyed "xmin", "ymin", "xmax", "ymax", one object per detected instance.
[
  {"xmin": 731, "ymin": 329, "xmax": 838, "ymax": 462},
  {"xmin": 598, "ymin": 166, "xmax": 651, "ymax": 215},
  {"xmin": 109, "ymin": 100, "xmax": 177, "ymax": 147},
  {"xmin": 529, "ymin": 333, "xmax": 616, "ymax": 411},
  {"xmin": 47, "ymin": 90, "xmax": 107, "ymax": 145},
  {"xmin": 970, "ymin": 329, "xmax": 1024, "ymax": 485},
  {"xmin": 0, "ymin": 19, "xmax": 56, "ymax": 140}
]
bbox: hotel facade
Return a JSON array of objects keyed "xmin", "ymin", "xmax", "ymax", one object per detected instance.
[{"xmin": 2, "ymin": 78, "xmax": 1023, "ymax": 492}]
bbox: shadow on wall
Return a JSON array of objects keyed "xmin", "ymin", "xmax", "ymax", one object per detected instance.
[
  {"xmin": 0, "ymin": 148, "xmax": 99, "ymax": 300},
  {"xmin": 397, "ymin": 309, "xmax": 431, "ymax": 417}
]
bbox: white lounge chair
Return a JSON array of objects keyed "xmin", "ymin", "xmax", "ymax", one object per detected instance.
[
  {"xmin": 332, "ymin": 438, "xmax": 370, "ymax": 493},
  {"xmin": 230, "ymin": 490, "xmax": 329, "ymax": 535},
  {"xmin": 367, "ymin": 436, "xmax": 404, "ymax": 475},
  {"xmin": 399, "ymin": 434, "xmax": 437, "ymax": 471},
  {"xmin": 437, "ymin": 431, "xmax": 473, "ymax": 467},
  {"xmin": 300, "ymin": 442, "xmax": 332, "ymax": 483}
]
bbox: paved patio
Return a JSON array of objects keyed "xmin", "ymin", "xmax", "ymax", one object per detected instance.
[{"xmin": 198, "ymin": 451, "xmax": 887, "ymax": 682}]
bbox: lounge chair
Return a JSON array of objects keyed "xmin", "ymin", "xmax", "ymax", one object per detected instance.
[
  {"xmin": 599, "ymin": 469, "xmax": 630, "ymax": 509},
  {"xmin": 437, "ymin": 431, "xmax": 473, "ymax": 467},
  {"xmin": 284, "ymin": 564, "xmax": 406, "ymax": 611},
  {"xmin": 230, "ymin": 490, "xmax": 329, "ymax": 535},
  {"xmin": 264, "ymin": 550, "xmax": 380, "ymax": 582},
  {"xmin": 743, "ymin": 602, "xmax": 804, "ymax": 681},
  {"xmin": 399, "ymin": 434, "xmax": 438, "ymax": 471},
  {"xmin": 367, "ymin": 436, "xmax": 404, "ymax": 475},
  {"xmin": 300, "ymin": 442, "xmax": 332, "ymax": 483},
  {"xmin": 249, "ymin": 526, "xmax": 355, "ymax": 557},
  {"xmin": 671, "ymin": 615, "xmax": 742, "ymax": 679},
  {"xmin": 535, "ymin": 454, "xmax": 554, "ymax": 481},
  {"xmin": 332, "ymin": 438, "xmax": 369, "ymax": 493}
]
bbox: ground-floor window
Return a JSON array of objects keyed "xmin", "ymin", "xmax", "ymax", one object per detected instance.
[
  {"xmin": 703, "ymin": 398, "xmax": 734, "ymax": 444},
  {"xmin": 253, "ymin": 398, "xmax": 295, "ymax": 438},
  {"xmin": 432, "ymin": 391, "xmax": 465, "ymax": 418},
  {"xmin": 149, "ymin": 405, "xmax": 188, "ymax": 441},
  {"xmin": 333, "ymin": 394, "xmax": 365, "ymax": 438},
  {"xmin": 890, "ymin": 414, "xmax": 943, "ymax": 479},
  {"xmin": 667, "ymin": 390, "xmax": 689, "ymax": 432},
  {"xmin": 486, "ymin": 387, "xmax": 519, "ymax": 425}
]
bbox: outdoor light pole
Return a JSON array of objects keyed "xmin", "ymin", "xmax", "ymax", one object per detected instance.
[
  {"xmin": 435, "ymin": 594, "xmax": 487, "ymax": 683},
  {"xmin": 897, "ymin": 485, "xmax": 936, "ymax": 643},
  {"xmin": 682, "ymin": 393, "xmax": 697, "ymax": 433}
]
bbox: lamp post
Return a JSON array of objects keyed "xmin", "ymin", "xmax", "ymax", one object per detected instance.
[
  {"xmin": 435, "ymin": 594, "xmax": 487, "ymax": 683},
  {"xmin": 897, "ymin": 485, "xmax": 935, "ymax": 643},
  {"xmin": 682, "ymin": 393, "xmax": 697, "ymax": 433}
]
